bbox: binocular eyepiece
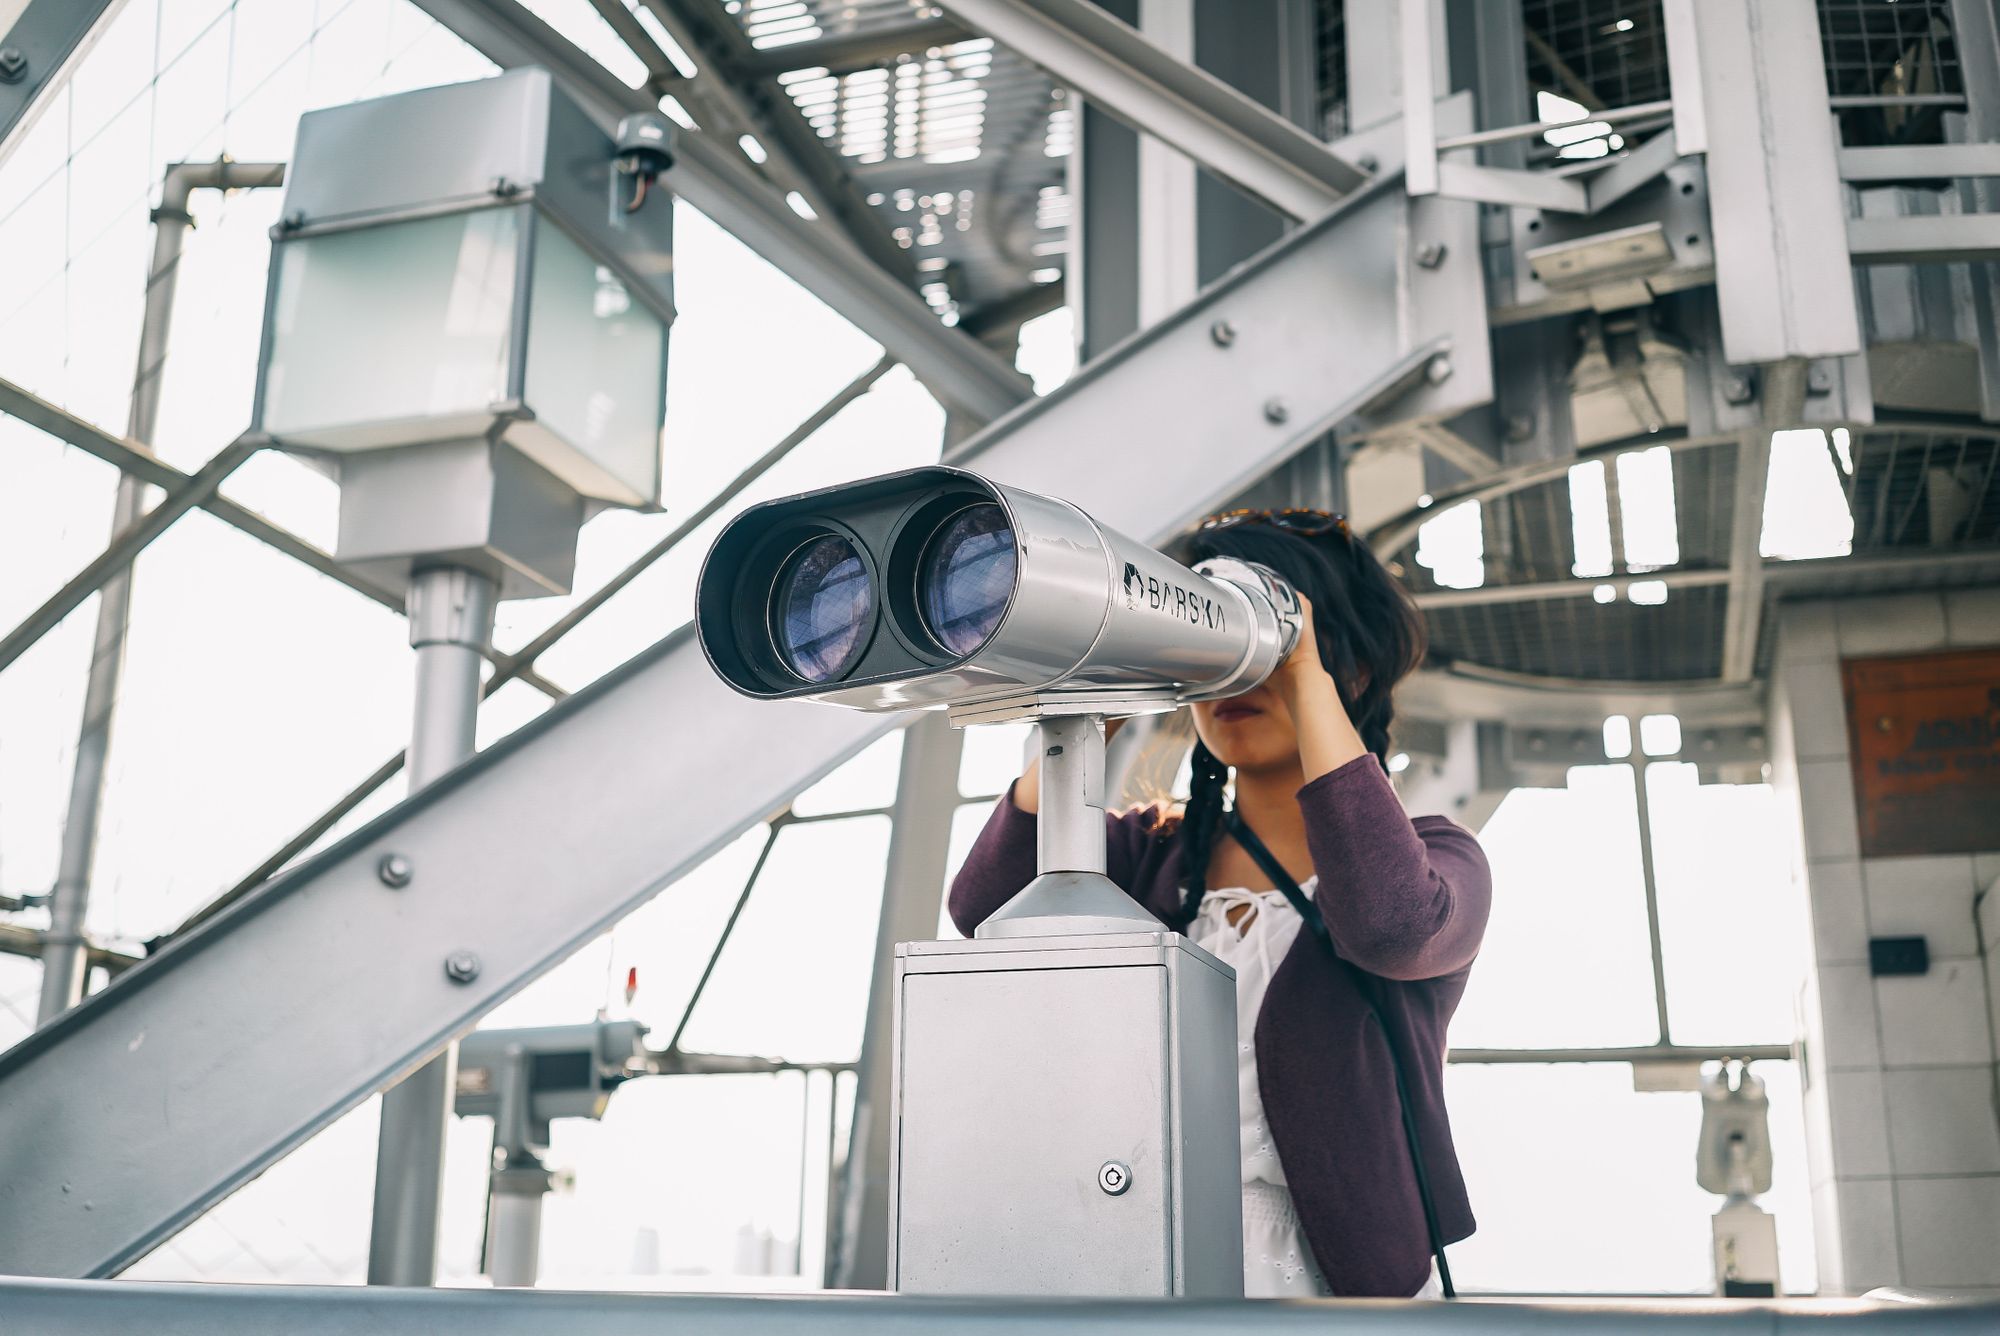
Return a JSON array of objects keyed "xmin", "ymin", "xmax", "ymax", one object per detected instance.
[{"xmin": 696, "ymin": 467, "xmax": 1304, "ymax": 718}]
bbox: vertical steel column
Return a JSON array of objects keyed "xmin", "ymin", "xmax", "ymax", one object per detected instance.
[
  {"xmin": 35, "ymin": 160, "xmax": 285, "ymax": 1026},
  {"xmin": 1136, "ymin": 0, "xmax": 1199, "ymax": 324},
  {"xmin": 828, "ymin": 714, "xmax": 964, "ymax": 1289},
  {"xmin": 1035, "ymin": 716, "xmax": 1108, "ymax": 875},
  {"xmin": 367, "ymin": 563, "xmax": 498, "ymax": 1287}
]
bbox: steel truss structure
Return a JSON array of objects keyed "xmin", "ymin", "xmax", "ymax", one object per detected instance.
[{"xmin": 3, "ymin": 0, "xmax": 2000, "ymax": 1317}]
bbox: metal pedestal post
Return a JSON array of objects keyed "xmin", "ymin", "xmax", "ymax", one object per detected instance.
[
  {"xmin": 35, "ymin": 160, "xmax": 285, "ymax": 1025},
  {"xmin": 367, "ymin": 565, "xmax": 497, "ymax": 1287},
  {"xmin": 1034, "ymin": 715, "xmax": 1108, "ymax": 875},
  {"xmin": 977, "ymin": 715, "xmax": 1159, "ymax": 939},
  {"xmin": 485, "ymin": 1165, "xmax": 553, "ymax": 1288},
  {"xmin": 482, "ymin": 1039, "xmax": 552, "ymax": 1287}
]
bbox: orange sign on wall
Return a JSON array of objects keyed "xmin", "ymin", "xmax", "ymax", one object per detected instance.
[{"xmin": 1843, "ymin": 649, "xmax": 2000, "ymax": 858}]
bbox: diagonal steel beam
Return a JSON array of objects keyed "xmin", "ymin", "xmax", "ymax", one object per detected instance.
[
  {"xmin": 171, "ymin": 355, "xmax": 897, "ymax": 936},
  {"xmin": 0, "ymin": 379, "xmax": 568, "ymax": 703},
  {"xmin": 939, "ymin": 0, "xmax": 1367, "ymax": 219},
  {"xmin": 410, "ymin": 0, "xmax": 1026, "ymax": 423},
  {"xmin": 0, "ymin": 437, "xmax": 261, "ymax": 675},
  {"xmin": 0, "ymin": 170, "xmax": 1459, "ymax": 1279},
  {"xmin": 0, "ymin": 378, "xmax": 403, "ymax": 613},
  {"xmin": 0, "ymin": 0, "xmax": 123, "ymax": 162}
]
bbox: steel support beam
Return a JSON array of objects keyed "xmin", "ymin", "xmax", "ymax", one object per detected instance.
[
  {"xmin": 830, "ymin": 713, "xmax": 963, "ymax": 1289},
  {"xmin": 0, "ymin": 170, "xmax": 1470, "ymax": 1279},
  {"xmin": 1846, "ymin": 213, "xmax": 2000, "ymax": 266},
  {"xmin": 1689, "ymin": 0, "xmax": 1861, "ymax": 364},
  {"xmin": 409, "ymin": 0, "xmax": 1027, "ymax": 424},
  {"xmin": 1839, "ymin": 144, "xmax": 2000, "ymax": 181},
  {"xmin": 0, "ymin": 0, "xmax": 122, "ymax": 159},
  {"xmin": 1720, "ymin": 360, "xmax": 1806, "ymax": 683},
  {"xmin": 1659, "ymin": 0, "xmax": 1706, "ymax": 157},
  {"xmin": 940, "ymin": 0, "xmax": 1368, "ymax": 219}
]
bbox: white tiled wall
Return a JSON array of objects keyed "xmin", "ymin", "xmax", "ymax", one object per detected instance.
[{"xmin": 1769, "ymin": 590, "xmax": 2000, "ymax": 1296}]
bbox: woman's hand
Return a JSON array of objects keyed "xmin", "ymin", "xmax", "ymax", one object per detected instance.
[
  {"xmin": 1264, "ymin": 593, "xmax": 1369, "ymax": 783},
  {"xmin": 1267, "ymin": 592, "xmax": 1334, "ymax": 703}
]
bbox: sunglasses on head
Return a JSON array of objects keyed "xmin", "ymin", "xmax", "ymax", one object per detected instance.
[{"xmin": 1195, "ymin": 507, "xmax": 1351, "ymax": 539}]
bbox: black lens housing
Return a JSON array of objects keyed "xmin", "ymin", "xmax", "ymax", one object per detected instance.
[{"xmin": 697, "ymin": 468, "xmax": 1018, "ymax": 700}]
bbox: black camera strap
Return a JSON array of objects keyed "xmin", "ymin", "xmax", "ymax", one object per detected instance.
[{"xmin": 1223, "ymin": 808, "xmax": 1456, "ymax": 1299}]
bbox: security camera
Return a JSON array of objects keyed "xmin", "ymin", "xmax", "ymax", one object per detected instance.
[{"xmin": 695, "ymin": 466, "xmax": 1303, "ymax": 721}]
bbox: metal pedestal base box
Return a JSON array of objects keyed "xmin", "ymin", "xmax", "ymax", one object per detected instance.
[{"xmin": 889, "ymin": 930, "xmax": 1241, "ymax": 1297}]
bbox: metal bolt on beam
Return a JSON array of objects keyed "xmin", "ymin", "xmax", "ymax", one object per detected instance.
[
  {"xmin": 1416, "ymin": 241, "xmax": 1448, "ymax": 269},
  {"xmin": 0, "ymin": 49, "xmax": 26, "ymax": 83},
  {"xmin": 444, "ymin": 953, "xmax": 481, "ymax": 984},
  {"xmin": 1262, "ymin": 398, "xmax": 1290, "ymax": 423},
  {"xmin": 1426, "ymin": 355, "xmax": 1454, "ymax": 385},
  {"xmin": 377, "ymin": 855, "xmax": 413, "ymax": 889},
  {"xmin": 1210, "ymin": 319, "xmax": 1236, "ymax": 347}
]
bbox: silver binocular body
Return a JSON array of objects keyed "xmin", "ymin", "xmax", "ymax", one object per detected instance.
[{"xmin": 696, "ymin": 466, "xmax": 1305, "ymax": 718}]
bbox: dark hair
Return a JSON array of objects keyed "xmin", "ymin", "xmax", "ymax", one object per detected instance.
[{"xmin": 1171, "ymin": 520, "xmax": 1426, "ymax": 926}]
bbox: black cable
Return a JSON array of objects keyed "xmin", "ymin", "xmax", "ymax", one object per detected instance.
[{"xmin": 1224, "ymin": 810, "xmax": 1455, "ymax": 1298}]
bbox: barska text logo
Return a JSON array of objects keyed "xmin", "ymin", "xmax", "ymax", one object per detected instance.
[{"xmin": 1124, "ymin": 562, "xmax": 1226, "ymax": 631}]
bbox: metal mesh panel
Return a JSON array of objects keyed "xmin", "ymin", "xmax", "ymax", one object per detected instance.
[
  {"xmin": 736, "ymin": 0, "xmax": 951, "ymax": 48},
  {"xmin": 1847, "ymin": 430, "xmax": 2000, "ymax": 550},
  {"xmin": 1425, "ymin": 585, "xmax": 1727, "ymax": 682},
  {"xmin": 1387, "ymin": 429, "xmax": 2000, "ymax": 684},
  {"xmin": 1668, "ymin": 442, "xmax": 1736, "ymax": 574},
  {"xmin": 1817, "ymin": 0, "xmax": 1963, "ymax": 146},
  {"xmin": 1316, "ymin": 0, "xmax": 1347, "ymax": 139},
  {"xmin": 1520, "ymin": 0, "xmax": 1671, "ymax": 111},
  {"xmin": 750, "ymin": 5, "xmax": 1067, "ymax": 313}
]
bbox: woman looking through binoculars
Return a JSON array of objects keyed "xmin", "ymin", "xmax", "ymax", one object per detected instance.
[{"xmin": 949, "ymin": 508, "xmax": 1492, "ymax": 1300}]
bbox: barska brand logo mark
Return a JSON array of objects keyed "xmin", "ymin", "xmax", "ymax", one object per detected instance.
[{"xmin": 1124, "ymin": 562, "xmax": 1226, "ymax": 631}]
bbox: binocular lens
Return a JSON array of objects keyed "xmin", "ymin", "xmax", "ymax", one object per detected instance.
[
  {"xmin": 919, "ymin": 503, "xmax": 1016, "ymax": 657},
  {"xmin": 773, "ymin": 535, "xmax": 874, "ymax": 682}
]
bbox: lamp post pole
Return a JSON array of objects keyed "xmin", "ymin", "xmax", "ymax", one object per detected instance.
[
  {"xmin": 36, "ymin": 160, "xmax": 286, "ymax": 1026},
  {"xmin": 366, "ymin": 564, "xmax": 497, "ymax": 1287}
]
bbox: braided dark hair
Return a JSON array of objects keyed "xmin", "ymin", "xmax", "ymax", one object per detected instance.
[{"xmin": 1169, "ymin": 520, "xmax": 1426, "ymax": 927}]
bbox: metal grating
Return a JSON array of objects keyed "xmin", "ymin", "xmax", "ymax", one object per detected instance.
[
  {"xmin": 1520, "ymin": 0, "xmax": 1671, "ymax": 112},
  {"xmin": 1425, "ymin": 585, "xmax": 1728, "ymax": 683},
  {"xmin": 745, "ymin": 2, "xmax": 1067, "ymax": 317},
  {"xmin": 1847, "ymin": 430, "xmax": 2000, "ymax": 550},
  {"xmin": 1817, "ymin": 0, "xmax": 1963, "ymax": 146},
  {"xmin": 1386, "ymin": 428, "xmax": 2000, "ymax": 685},
  {"xmin": 1315, "ymin": 0, "xmax": 1346, "ymax": 140}
]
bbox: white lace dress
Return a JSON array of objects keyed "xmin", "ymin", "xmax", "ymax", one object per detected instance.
[{"xmin": 1187, "ymin": 878, "xmax": 1444, "ymax": 1300}]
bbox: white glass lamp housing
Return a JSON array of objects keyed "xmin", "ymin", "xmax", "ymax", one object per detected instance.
[
  {"xmin": 248, "ymin": 68, "xmax": 676, "ymax": 599},
  {"xmin": 257, "ymin": 204, "xmax": 669, "ymax": 511}
]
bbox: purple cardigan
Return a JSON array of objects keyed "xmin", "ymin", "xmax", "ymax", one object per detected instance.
[{"xmin": 948, "ymin": 754, "xmax": 1491, "ymax": 1298}]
